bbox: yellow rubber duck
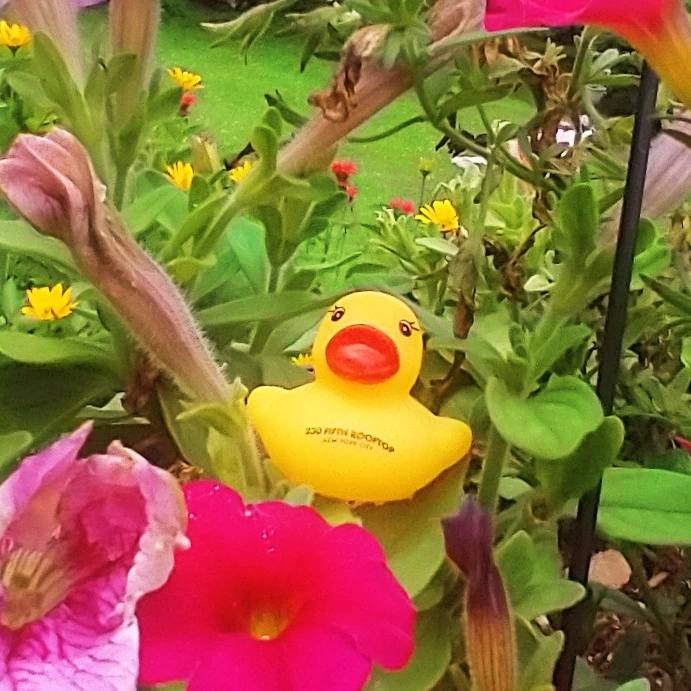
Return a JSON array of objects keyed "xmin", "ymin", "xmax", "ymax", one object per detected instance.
[{"xmin": 248, "ymin": 291, "xmax": 473, "ymax": 502}]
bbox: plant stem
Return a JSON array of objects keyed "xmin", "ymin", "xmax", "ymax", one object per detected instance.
[
  {"xmin": 477, "ymin": 425, "xmax": 510, "ymax": 514},
  {"xmin": 250, "ymin": 263, "xmax": 283, "ymax": 354},
  {"xmin": 113, "ymin": 163, "xmax": 129, "ymax": 210},
  {"xmin": 412, "ymin": 74, "xmax": 559, "ymax": 193}
]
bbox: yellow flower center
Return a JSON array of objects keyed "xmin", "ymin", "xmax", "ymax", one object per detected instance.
[
  {"xmin": 167, "ymin": 67, "xmax": 203, "ymax": 92},
  {"xmin": 0, "ymin": 544, "xmax": 74, "ymax": 630},
  {"xmin": 249, "ymin": 608, "xmax": 291, "ymax": 641},
  {"xmin": 0, "ymin": 21, "xmax": 32, "ymax": 49},
  {"xmin": 228, "ymin": 160, "xmax": 252, "ymax": 184},
  {"xmin": 21, "ymin": 284, "xmax": 78, "ymax": 321}
]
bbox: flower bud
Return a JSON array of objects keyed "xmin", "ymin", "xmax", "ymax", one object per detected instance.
[
  {"xmin": 0, "ymin": 129, "xmax": 229, "ymax": 404},
  {"xmin": 10, "ymin": 0, "xmax": 83, "ymax": 83},
  {"xmin": 109, "ymin": 0, "xmax": 160, "ymax": 121},
  {"xmin": 442, "ymin": 497, "xmax": 518, "ymax": 691}
]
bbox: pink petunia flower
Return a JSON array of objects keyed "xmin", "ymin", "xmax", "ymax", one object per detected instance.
[
  {"xmin": 0, "ymin": 423, "xmax": 187, "ymax": 690},
  {"xmin": 388, "ymin": 197, "xmax": 416, "ymax": 215},
  {"xmin": 138, "ymin": 481, "xmax": 415, "ymax": 691},
  {"xmin": 485, "ymin": 0, "xmax": 691, "ymax": 107}
]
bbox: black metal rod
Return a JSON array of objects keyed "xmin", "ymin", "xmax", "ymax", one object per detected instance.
[{"xmin": 553, "ymin": 63, "xmax": 660, "ymax": 690}]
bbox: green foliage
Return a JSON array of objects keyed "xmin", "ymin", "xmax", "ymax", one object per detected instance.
[
  {"xmin": 367, "ymin": 605, "xmax": 454, "ymax": 690},
  {"xmin": 498, "ymin": 530, "xmax": 585, "ymax": 621},
  {"xmin": 358, "ymin": 465, "xmax": 464, "ymax": 598},
  {"xmin": 599, "ymin": 468, "xmax": 691, "ymax": 545},
  {"xmin": 486, "ymin": 375, "xmax": 603, "ymax": 460}
]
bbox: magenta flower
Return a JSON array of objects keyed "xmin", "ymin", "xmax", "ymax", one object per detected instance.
[
  {"xmin": 138, "ymin": 481, "xmax": 415, "ymax": 691},
  {"xmin": 485, "ymin": 0, "xmax": 691, "ymax": 107},
  {"xmin": 0, "ymin": 423, "xmax": 187, "ymax": 690}
]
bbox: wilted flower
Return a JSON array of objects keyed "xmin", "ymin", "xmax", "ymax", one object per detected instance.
[
  {"xmin": 388, "ymin": 197, "xmax": 416, "ymax": 215},
  {"xmin": 0, "ymin": 129, "xmax": 229, "ymax": 402},
  {"xmin": 228, "ymin": 159, "xmax": 253, "ymax": 183},
  {"xmin": 442, "ymin": 497, "xmax": 517, "ymax": 691},
  {"xmin": 0, "ymin": 20, "xmax": 31, "ymax": 50},
  {"xmin": 167, "ymin": 66, "xmax": 203, "ymax": 92},
  {"xmin": 485, "ymin": 0, "xmax": 691, "ymax": 108},
  {"xmin": 138, "ymin": 481, "xmax": 415, "ymax": 691},
  {"xmin": 416, "ymin": 200, "xmax": 460, "ymax": 233},
  {"xmin": 165, "ymin": 161, "xmax": 194, "ymax": 191},
  {"xmin": 0, "ymin": 423, "xmax": 187, "ymax": 690},
  {"xmin": 330, "ymin": 159, "xmax": 358, "ymax": 181},
  {"xmin": 21, "ymin": 283, "xmax": 77, "ymax": 321}
]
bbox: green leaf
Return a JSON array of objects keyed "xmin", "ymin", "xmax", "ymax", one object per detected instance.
[
  {"xmin": 203, "ymin": 0, "xmax": 299, "ymax": 55},
  {"xmin": 30, "ymin": 33, "xmax": 88, "ymax": 131},
  {"xmin": 497, "ymin": 530, "xmax": 585, "ymax": 621},
  {"xmin": 124, "ymin": 185, "xmax": 181, "ymax": 238},
  {"xmin": 367, "ymin": 605, "xmax": 453, "ymax": 691},
  {"xmin": 614, "ymin": 681, "xmax": 650, "ymax": 691},
  {"xmin": 358, "ymin": 465, "xmax": 464, "ymax": 597},
  {"xmin": 535, "ymin": 417, "xmax": 624, "ymax": 506},
  {"xmin": 554, "ymin": 183, "xmax": 598, "ymax": 266},
  {"xmin": 0, "ymin": 430, "xmax": 32, "ymax": 478},
  {"xmin": 515, "ymin": 619, "xmax": 564, "ymax": 691},
  {"xmin": 198, "ymin": 291, "xmax": 336, "ymax": 329},
  {"xmin": 0, "ymin": 364, "xmax": 117, "ymax": 459},
  {"xmin": 486, "ymin": 376, "xmax": 603, "ymax": 459},
  {"xmin": 0, "ymin": 332, "xmax": 118, "ymax": 373},
  {"xmin": 528, "ymin": 321, "xmax": 591, "ymax": 382},
  {"xmin": 632, "ymin": 220, "xmax": 671, "ymax": 286},
  {"xmin": 599, "ymin": 468, "xmax": 691, "ymax": 545},
  {"xmin": 0, "ymin": 220, "xmax": 75, "ymax": 271},
  {"xmin": 414, "ymin": 237, "xmax": 459, "ymax": 256},
  {"xmin": 644, "ymin": 277, "xmax": 691, "ymax": 317},
  {"xmin": 106, "ymin": 53, "xmax": 138, "ymax": 94}
]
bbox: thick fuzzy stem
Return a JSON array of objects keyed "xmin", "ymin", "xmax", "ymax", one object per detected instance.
[
  {"xmin": 278, "ymin": 0, "xmax": 486, "ymax": 175},
  {"xmin": 0, "ymin": 129, "xmax": 229, "ymax": 404}
]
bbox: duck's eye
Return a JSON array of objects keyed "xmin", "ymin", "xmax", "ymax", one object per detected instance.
[
  {"xmin": 399, "ymin": 320, "xmax": 417, "ymax": 337},
  {"xmin": 330, "ymin": 306, "xmax": 345, "ymax": 322}
]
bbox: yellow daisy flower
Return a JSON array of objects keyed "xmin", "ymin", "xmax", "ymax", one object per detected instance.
[
  {"xmin": 165, "ymin": 161, "xmax": 194, "ymax": 191},
  {"xmin": 291, "ymin": 352, "xmax": 314, "ymax": 368},
  {"xmin": 22, "ymin": 284, "xmax": 78, "ymax": 321},
  {"xmin": 229, "ymin": 160, "xmax": 252, "ymax": 184},
  {"xmin": 167, "ymin": 67, "xmax": 203, "ymax": 92},
  {"xmin": 415, "ymin": 200, "xmax": 460, "ymax": 233},
  {"xmin": 0, "ymin": 21, "xmax": 31, "ymax": 50}
]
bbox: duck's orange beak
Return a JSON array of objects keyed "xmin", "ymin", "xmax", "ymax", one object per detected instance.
[{"xmin": 326, "ymin": 325, "xmax": 400, "ymax": 383}]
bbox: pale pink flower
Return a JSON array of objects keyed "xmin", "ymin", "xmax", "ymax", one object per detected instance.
[{"xmin": 0, "ymin": 423, "xmax": 187, "ymax": 690}]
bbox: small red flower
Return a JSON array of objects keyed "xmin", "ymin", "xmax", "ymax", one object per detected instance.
[
  {"xmin": 674, "ymin": 435, "xmax": 691, "ymax": 453},
  {"xmin": 180, "ymin": 92, "xmax": 197, "ymax": 115},
  {"xmin": 331, "ymin": 159, "xmax": 358, "ymax": 182},
  {"xmin": 388, "ymin": 198, "xmax": 416, "ymax": 215},
  {"xmin": 345, "ymin": 184, "xmax": 358, "ymax": 202}
]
